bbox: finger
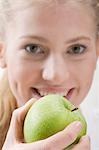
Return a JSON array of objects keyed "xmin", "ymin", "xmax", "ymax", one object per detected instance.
[
  {"xmin": 20, "ymin": 121, "xmax": 82, "ymax": 150},
  {"xmin": 17, "ymin": 98, "xmax": 37, "ymax": 122},
  {"xmin": 40, "ymin": 121, "xmax": 82, "ymax": 150},
  {"xmin": 7, "ymin": 98, "xmax": 37, "ymax": 142},
  {"xmin": 72, "ymin": 135, "xmax": 90, "ymax": 150},
  {"xmin": 15, "ymin": 98, "xmax": 37, "ymax": 142}
]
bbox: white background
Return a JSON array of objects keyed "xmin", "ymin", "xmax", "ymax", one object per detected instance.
[
  {"xmin": 0, "ymin": 61, "xmax": 99, "ymax": 150},
  {"xmin": 80, "ymin": 60, "xmax": 99, "ymax": 150}
]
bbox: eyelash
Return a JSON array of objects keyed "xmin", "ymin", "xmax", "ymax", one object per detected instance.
[
  {"xmin": 24, "ymin": 44, "xmax": 46, "ymax": 55},
  {"xmin": 23, "ymin": 43, "xmax": 87, "ymax": 58},
  {"xmin": 67, "ymin": 44, "xmax": 87, "ymax": 55}
]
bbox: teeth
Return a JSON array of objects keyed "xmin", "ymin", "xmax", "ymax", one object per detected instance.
[{"xmin": 38, "ymin": 89, "xmax": 68, "ymax": 97}]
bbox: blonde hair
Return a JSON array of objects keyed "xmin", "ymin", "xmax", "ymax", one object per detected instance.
[
  {"xmin": 0, "ymin": 0, "xmax": 99, "ymax": 148},
  {"xmin": 0, "ymin": 70, "xmax": 17, "ymax": 149}
]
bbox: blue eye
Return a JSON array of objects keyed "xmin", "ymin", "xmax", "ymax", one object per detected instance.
[
  {"xmin": 25, "ymin": 44, "xmax": 45, "ymax": 55},
  {"xmin": 67, "ymin": 44, "xmax": 86, "ymax": 55}
]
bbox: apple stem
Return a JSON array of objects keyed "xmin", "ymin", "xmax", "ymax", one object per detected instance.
[{"xmin": 71, "ymin": 108, "xmax": 78, "ymax": 112}]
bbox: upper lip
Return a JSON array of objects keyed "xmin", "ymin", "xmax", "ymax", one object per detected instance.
[
  {"xmin": 33, "ymin": 86, "xmax": 74, "ymax": 96},
  {"xmin": 36, "ymin": 86, "xmax": 68, "ymax": 92}
]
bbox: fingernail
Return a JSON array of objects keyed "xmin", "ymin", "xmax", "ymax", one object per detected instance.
[
  {"xmin": 73, "ymin": 121, "xmax": 82, "ymax": 127},
  {"xmin": 73, "ymin": 121, "xmax": 82, "ymax": 130},
  {"xmin": 76, "ymin": 121, "xmax": 82, "ymax": 126},
  {"xmin": 66, "ymin": 121, "xmax": 82, "ymax": 133}
]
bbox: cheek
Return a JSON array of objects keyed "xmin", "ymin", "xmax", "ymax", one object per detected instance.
[
  {"xmin": 72, "ymin": 58, "xmax": 96, "ymax": 103},
  {"xmin": 76, "ymin": 56, "xmax": 96, "ymax": 82},
  {"xmin": 8, "ymin": 63, "xmax": 41, "ymax": 86},
  {"xmin": 5, "ymin": 49, "xmax": 43, "ymax": 93},
  {"xmin": 7, "ymin": 63, "xmax": 41, "ymax": 106},
  {"xmin": 79, "ymin": 62, "xmax": 96, "ymax": 97},
  {"xmin": 79, "ymin": 65, "xmax": 95, "ymax": 89}
]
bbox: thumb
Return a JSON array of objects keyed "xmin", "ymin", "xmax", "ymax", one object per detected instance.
[{"xmin": 42, "ymin": 121, "xmax": 82, "ymax": 150}]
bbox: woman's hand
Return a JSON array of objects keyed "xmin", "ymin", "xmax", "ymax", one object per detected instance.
[
  {"xmin": 72, "ymin": 136, "xmax": 90, "ymax": 150},
  {"xmin": 2, "ymin": 99, "xmax": 90, "ymax": 150}
]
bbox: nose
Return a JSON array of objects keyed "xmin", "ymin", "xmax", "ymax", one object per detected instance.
[{"xmin": 42, "ymin": 55, "xmax": 70, "ymax": 85}]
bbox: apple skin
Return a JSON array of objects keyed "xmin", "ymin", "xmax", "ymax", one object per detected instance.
[{"xmin": 24, "ymin": 94, "xmax": 87, "ymax": 145}]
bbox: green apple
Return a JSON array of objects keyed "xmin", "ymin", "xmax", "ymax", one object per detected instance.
[{"xmin": 24, "ymin": 94, "xmax": 87, "ymax": 147}]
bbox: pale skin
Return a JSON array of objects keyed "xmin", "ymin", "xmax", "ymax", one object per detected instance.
[{"xmin": 0, "ymin": 1, "xmax": 98, "ymax": 149}]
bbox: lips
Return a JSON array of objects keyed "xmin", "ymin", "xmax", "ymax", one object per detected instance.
[
  {"xmin": 31, "ymin": 87, "xmax": 75, "ymax": 100},
  {"xmin": 66, "ymin": 88, "xmax": 74, "ymax": 100}
]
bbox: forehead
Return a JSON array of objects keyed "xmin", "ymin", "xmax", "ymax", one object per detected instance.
[
  {"xmin": 10, "ymin": 0, "xmax": 94, "ymax": 16},
  {"xmin": 9, "ymin": 0, "xmax": 90, "ymax": 7},
  {"xmin": 4, "ymin": 0, "xmax": 97, "ymax": 46},
  {"xmin": 13, "ymin": 0, "xmax": 95, "ymax": 24},
  {"xmin": 12, "ymin": 1, "xmax": 95, "ymax": 38}
]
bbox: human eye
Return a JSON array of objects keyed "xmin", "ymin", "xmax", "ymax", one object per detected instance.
[
  {"xmin": 67, "ymin": 44, "xmax": 87, "ymax": 55},
  {"xmin": 24, "ymin": 44, "xmax": 45, "ymax": 55}
]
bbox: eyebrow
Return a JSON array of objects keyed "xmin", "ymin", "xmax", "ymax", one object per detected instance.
[
  {"xmin": 19, "ymin": 35, "xmax": 49, "ymax": 43},
  {"xmin": 19, "ymin": 35, "xmax": 91, "ymax": 44},
  {"xmin": 66, "ymin": 36, "xmax": 91, "ymax": 44}
]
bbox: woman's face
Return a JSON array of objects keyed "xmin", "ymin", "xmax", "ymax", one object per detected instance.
[{"xmin": 2, "ymin": 2, "xmax": 98, "ymax": 106}]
